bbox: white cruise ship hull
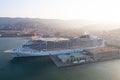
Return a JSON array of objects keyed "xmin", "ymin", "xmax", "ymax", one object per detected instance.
[
  {"xmin": 7, "ymin": 46, "xmax": 104, "ymax": 58},
  {"xmin": 5, "ymin": 36, "xmax": 105, "ymax": 58}
]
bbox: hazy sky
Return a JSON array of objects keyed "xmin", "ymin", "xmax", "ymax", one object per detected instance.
[{"xmin": 1, "ymin": 0, "xmax": 120, "ymax": 23}]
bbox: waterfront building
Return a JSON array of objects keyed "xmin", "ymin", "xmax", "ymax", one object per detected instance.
[{"xmin": 58, "ymin": 52, "xmax": 90, "ymax": 63}]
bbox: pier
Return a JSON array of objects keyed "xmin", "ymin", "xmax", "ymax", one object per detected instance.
[
  {"xmin": 49, "ymin": 55, "xmax": 96, "ymax": 68},
  {"xmin": 49, "ymin": 47, "xmax": 120, "ymax": 68},
  {"xmin": 49, "ymin": 55, "xmax": 79, "ymax": 68},
  {"xmin": 49, "ymin": 53, "xmax": 93, "ymax": 68}
]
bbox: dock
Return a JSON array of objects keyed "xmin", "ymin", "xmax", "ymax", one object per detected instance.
[
  {"xmin": 49, "ymin": 55, "xmax": 69, "ymax": 68},
  {"xmin": 49, "ymin": 55, "xmax": 92, "ymax": 68},
  {"xmin": 49, "ymin": 47, "xmax": 120, "ymax": 68}
]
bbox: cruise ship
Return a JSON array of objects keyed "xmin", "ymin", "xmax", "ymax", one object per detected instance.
[{"xmin": 6, "ymin": 34, "xmax": 104, "ymax": 57}]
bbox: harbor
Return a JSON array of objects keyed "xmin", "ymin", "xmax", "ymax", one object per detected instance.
[
  {"xmin": 1, "ymin": 33, "xmax": 120, "ymax": 80},
  {"xmin": 49, "ymin": 47, "xmax": 120, "ymax": 68}
]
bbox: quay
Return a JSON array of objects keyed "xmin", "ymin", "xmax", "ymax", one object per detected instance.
[
  {"xmin": 49, "ymin": 47, "xmax": 120, "ymax": 68},
  {"xmin": 49, "ymin": 55, "xmax": 93, "ymax": 68}
]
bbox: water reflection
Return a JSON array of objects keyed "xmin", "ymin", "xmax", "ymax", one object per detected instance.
[{"xmin": 1, "ymin": 56, "xmax": 55, "ymax": 80}]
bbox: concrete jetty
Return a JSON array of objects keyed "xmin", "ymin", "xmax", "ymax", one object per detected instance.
[{"xmin": 49, "ymin": 47, "xmax": 120, "ymax": 68}]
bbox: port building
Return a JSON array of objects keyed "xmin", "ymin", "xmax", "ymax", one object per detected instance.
[{"xmin": 58, "ymin": 52, "xmax": 90, "ymax": 63}]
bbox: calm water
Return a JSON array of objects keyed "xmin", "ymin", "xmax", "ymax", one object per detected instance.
[{"xmin": 0, "ymin": 38, "xmax": 120, "ymax": 80}]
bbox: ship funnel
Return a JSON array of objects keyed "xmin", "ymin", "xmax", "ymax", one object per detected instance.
[{"xmin": 31, "ymin": 33, "xmax": 38, "ymax": 40}]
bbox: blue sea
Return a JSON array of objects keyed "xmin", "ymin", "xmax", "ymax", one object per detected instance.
[{"xmin": 0, "ymin": 38, "xmax": 120, "ymax": 80}]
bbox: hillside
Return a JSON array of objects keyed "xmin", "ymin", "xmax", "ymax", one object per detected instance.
[{"xmin": 0, "ymin": 17, "xmax": 120, "ymax": 37}]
